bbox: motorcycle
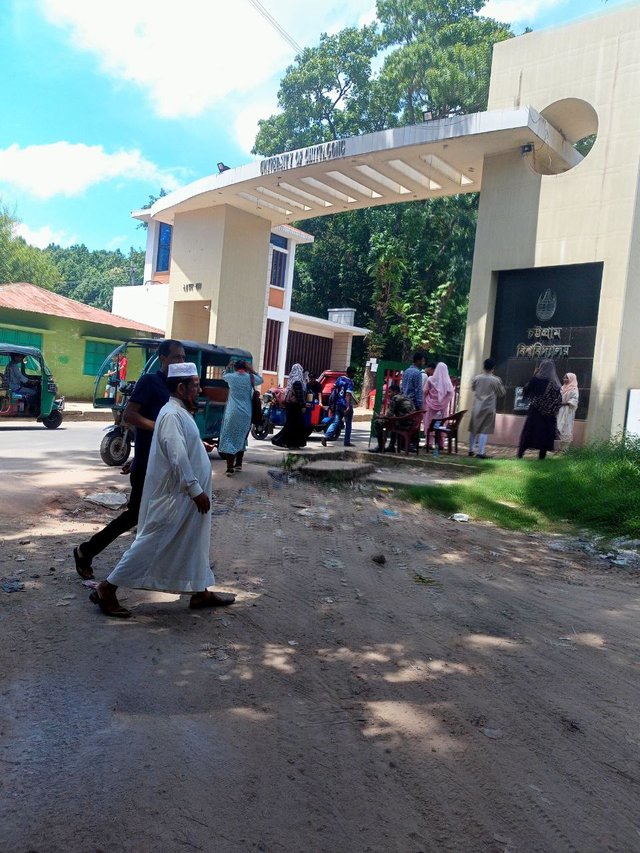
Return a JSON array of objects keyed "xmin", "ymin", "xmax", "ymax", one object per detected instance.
[
  {"xmin": 99, "ymin": 378, "xmax": 137, "ymax": 466},
  {"xmin": 250, "ymin": 387, "xmax": 286, "ymax": 440}
]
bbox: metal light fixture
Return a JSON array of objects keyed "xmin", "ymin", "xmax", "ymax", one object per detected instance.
[{"xmin": 217, "ymin": 162, "xmax": 230, "ymax": 173}]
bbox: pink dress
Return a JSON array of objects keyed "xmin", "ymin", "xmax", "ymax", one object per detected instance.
[{"xmin": 423, "ymin": 378, "xmax": 453, "ymax": 446}]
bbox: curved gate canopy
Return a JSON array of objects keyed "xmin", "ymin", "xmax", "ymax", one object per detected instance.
[{"xmin": 135, "ymin": 106, "xmax": 580, "ymax": 227}]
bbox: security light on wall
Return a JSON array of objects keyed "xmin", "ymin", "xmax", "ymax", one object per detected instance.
[{"xmin": 217, "ymin": 162, "xmax": 230, "ymax": 173}]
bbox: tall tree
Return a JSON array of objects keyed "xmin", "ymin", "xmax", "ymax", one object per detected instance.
[
  {"xmin": 0, "ymin": 205, "xmax": 59, "ymax": 290},
  {"xmin": 45, "ymin": 245, "xmax": 145, "ymax": 311},
  {"xmin": 253, "ymin": 26, "xmax": 390, "ymax": 155}
]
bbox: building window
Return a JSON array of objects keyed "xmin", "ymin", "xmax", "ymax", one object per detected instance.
[
  {"xmin": 83, "ymin": 340, "xmax": 117, "ymax": 376},
  {"xmin": 0, "ymin": 328, "xmax": 43, "ymax": 371},
  {"xmin": 270, "ymin": 233, "xmax": 288, "ymax": 250},
  {"xmin": 270, "ymin": 249, "xmax": 287, "ymax": 288},
  {"xmin": 156, "ymin": 222, "xmax": 173, "ymax": 273},
  {"xmin": 285, "ymin": 331, "xmax": 332, "ymax": 378},
  {"xmin": 263, "ymin": 319, "xmax": 282, "ymax": 372},
  {"xmin": 0, "ymin": 327, "xmax": 42, "ymax": 348}
]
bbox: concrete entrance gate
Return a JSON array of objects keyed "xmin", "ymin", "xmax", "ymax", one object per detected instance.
[{"xmin": 138, "ymin": 4, "xmax": 640, "ymax": 443}]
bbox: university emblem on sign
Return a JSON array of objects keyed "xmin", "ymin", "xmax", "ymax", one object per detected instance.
[{"xmin": 536, "ymin": 289, "xmax": 557, "ymax": 321}]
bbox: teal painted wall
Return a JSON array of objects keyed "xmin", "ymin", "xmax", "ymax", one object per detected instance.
[{"xmin": 0, "ymin": 308, "xmax": 158, "ymax": 399}]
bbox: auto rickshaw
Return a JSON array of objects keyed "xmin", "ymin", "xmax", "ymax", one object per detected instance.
[
  {"xmin": 0, "ymin": 343, "xmax": 64, "ymax": 429},
  {"xmin": 94, "ymin": 338, "xmax": 253, "ymax": 466}
]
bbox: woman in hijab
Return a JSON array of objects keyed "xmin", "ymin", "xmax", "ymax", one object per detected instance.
[
  {"xmin": 556, "ymin": 372, "xmax": 579, "ymax": 451},
  {"xmin": 271, "ymin": 363, "xmax": 308, "ymax": 449},
  {"xmin": 517, "ymin": 359, "xmax": 562, "ymax": 459},
  {"xmin": 423, "ymin": 362, "xmax": 454, "ymax": 451}
]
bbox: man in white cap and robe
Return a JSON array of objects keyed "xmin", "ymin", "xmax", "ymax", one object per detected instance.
[{"xmin": 89, "ymin": 362, "xmax": 235, "ymax": 618}]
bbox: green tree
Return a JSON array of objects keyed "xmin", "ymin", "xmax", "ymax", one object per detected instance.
[
  {"xmin": 0, "ymin": 205, "xmax": 60, "ymax": 290},
  {"xmin": 45, "ymin": 245, "xmax": 145, "ymax": 311},
  {"xmin": 137, "ymin": 188, "xmax": 169, "ymax": 229},
  {"xmin": 253, "ymin": 26, "xmax": 390, "ymax": 155}
]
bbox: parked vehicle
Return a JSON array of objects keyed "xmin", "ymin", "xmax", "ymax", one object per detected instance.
[
  {"xmin": 0, "ymin": 343, "xmax": 64, "ymax": 429},
  {"xmin": 94, "ymin": 338, "xmax": 253, "ymax": 466}
]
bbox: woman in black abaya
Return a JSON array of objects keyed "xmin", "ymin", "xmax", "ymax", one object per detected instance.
[{"xmin": 517, "ymin": 359, "xmax": 562, "ymax": 460}]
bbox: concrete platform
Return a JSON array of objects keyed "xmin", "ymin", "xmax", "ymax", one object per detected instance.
[{"xmin": 296, "ymin": 459, "xmax": 375, "ymax": 482}]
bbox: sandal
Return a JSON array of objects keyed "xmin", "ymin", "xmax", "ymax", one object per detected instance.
[
  {"xmin": 89, "ymin": 589, "xmax": 131, "ymax": 619},
  {"xmin": 189, "ymin": 591, "xmax": 236, "ymax": 609},
  {"xmin": 74, "ymin": 547, "xmax": 94, "ymax": 580}
]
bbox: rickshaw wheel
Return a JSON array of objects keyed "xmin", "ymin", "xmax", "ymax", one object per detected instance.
[
  {"xmin": 42, "ymin": 410, "xmax": 63, "ymax": 429},
  {"xmin": 100, "ymin": 432, "xmax": 131, "ymax": 466},
  {"xmin": 251, "ymin": 421, "xmax": 270, "ymax": 440}
]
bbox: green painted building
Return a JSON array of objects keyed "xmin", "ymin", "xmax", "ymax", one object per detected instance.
[{"xmin": 0, "ymin": 282, "xmax": 163, "ymax": 399}]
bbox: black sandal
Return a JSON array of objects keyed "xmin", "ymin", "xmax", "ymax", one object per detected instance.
[{"xmin": 74, "ymin": 547, "xmax": 94, "ymax": 580}]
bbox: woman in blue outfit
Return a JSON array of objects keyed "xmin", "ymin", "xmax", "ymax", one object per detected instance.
[{"xmin": 219, "ymin": 360, "xmax": 263, "ymax": 476}]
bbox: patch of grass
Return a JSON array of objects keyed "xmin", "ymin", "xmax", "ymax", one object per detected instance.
[{"xmin": 402, "ymin": 435, "xmax": 640, "ymax": 537}]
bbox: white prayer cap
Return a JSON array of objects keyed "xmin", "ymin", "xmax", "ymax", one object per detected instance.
[{"xmin": 168, "ymin": 362, "xmax": 198, "ymax": 379}]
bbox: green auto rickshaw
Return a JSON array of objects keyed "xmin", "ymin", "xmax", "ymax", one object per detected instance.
[
  {"xmin": 93, "ymin": 338, "xmax": 253, "ymax": 466},
  {"xmin": 0, "ymin": 343, "xmax": 64, "ymax": 429}
]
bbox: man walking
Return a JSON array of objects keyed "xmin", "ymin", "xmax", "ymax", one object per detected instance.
[
  {"xmin": 321, "ymin": 366, "xmax": 357, "ymax": 447},
  {"xmin": 74, "ymin": 339, "xmax": 186, "ymax": 579},
  {"xmin": 88, "ymin": 362, "xmax": 235, "ymax": 618},
  {"xmin": 402, "ymin": 351, "xmax": 426, "ymax": 411}
]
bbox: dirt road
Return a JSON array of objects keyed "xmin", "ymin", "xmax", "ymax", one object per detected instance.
[{"xmin": 1, "ymin": 459, "xmax": 639, "ymax": 852}]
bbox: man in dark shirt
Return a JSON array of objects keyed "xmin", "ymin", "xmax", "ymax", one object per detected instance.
[
  {"xmin": 369, "ymin": 383, "xmax": 415, "ymax": 452},
  {"xmin": 74, "ymin": 339, "xmax": 186, "ymax": 579}
]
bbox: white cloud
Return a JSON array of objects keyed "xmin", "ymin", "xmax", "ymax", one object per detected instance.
[
  {"xmin": 234, "ymin": 98, "xmax": 279, "ymax": 157},
  {"xmin": 38, "ymin": 0, "xmax": 376, "ymax": 119},
  {"xmin": 480, "ymin": 0, "xmax": 567, "ymax": 26},
  {"xmin": 0, "ymin": 142, "xmax": 181, "ymax": 199},
  {"xmin": 106, "ymin": 235, "xmax": 128, "ymax": 250},
  {"xmin": 14, "ymin": 222, "xmax": 76, "ymax": 248}
]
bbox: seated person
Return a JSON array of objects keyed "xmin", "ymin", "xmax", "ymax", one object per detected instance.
[
  {"xmin": 7, "ymin": 354, "xmax": 39, "ymax": 406},
  {"xmin": 370, "ymin": 383, "xmax": 415, "ymax": 452}
]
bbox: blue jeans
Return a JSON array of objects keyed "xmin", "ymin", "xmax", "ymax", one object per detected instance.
[
  {"xmin": 343, "ymin": 410, "xmax": 353, "ymax": 444},
  {"xmin": 324, "ymin": 412, "xmax": 343, "ymax": 441},
  {"xmin": 326, "ymin": 409, "xmax": 353, "ymax": 443}
]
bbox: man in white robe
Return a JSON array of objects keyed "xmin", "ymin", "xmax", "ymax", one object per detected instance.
[{"xmin": 89, "ymin": 362, "xmax": 235, "ymax": 618}]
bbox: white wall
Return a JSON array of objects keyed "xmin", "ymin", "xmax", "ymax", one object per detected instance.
[{"xmin": 112, "ymin": 283, "xmax": 169, "ymax": 333}]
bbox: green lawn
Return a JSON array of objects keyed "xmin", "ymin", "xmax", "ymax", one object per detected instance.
[{"xmin": 402, "ymin": 437, "xmax": 640, "ymax": 537}]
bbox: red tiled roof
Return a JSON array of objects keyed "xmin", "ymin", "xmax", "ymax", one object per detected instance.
[{"xmin": 0, "ymin": 282, "xmax": 163, "ymax": 334}]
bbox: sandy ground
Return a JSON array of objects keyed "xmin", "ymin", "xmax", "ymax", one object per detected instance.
[{"xmin": 1, "ymin": 455, "xmax": 640, "ymax": 853}]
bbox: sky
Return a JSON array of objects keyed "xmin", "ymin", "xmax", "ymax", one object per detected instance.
[{"xmin": 0, "ymin": 0, "xmax": 633, "ymax": 253}]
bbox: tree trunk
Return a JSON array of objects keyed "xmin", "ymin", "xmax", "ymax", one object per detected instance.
[{"xmin": 361, "ymin": 363, "xmax": 376, "ymax": 410}]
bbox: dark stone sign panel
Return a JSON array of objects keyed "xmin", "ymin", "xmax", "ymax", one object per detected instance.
[{"xmin": 491, "ymin": 263, "xmax": 603, "ymax": 420}]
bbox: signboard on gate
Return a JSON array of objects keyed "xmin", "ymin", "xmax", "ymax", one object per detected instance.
[{"xmin": 490, "ymin": 262, "xmax": 603, "ymax": 420}]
